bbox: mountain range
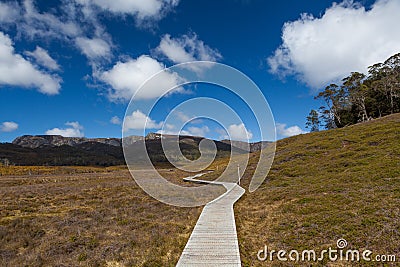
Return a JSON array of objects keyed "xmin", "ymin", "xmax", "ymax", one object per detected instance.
[{"xmin": 0, "ymin": 133, "xmax": 270, "ymax": 166}]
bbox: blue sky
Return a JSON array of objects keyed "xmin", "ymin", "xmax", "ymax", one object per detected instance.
[{"xmin": 1, "ymin": 0, "xmax": 399, "ymax": 142}]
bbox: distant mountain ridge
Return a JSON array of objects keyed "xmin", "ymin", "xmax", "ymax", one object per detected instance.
[
  {"xmin": 12, "ymin": 135, "xmax": 123, "ymax": 149},
  {"xmin": 2, "ymin": 134, "xmax": 270, "ymax": 166},
  {"xmin": 12, "ymin": 134, "xmax": 271, "ymax": 151},
  {"xmin": 220, "ymin": 140, "xmax": 271, "ymax": 153}
]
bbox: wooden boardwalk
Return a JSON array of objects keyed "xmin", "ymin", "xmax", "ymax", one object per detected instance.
[{"xmin": 177, "ymin": 174, "xmax": 245, "ymax": 266}]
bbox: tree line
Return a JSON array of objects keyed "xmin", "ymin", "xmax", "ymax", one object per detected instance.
[{"xmin": 306, "ymin": 53, "xmax": 400, "ymax": 131}]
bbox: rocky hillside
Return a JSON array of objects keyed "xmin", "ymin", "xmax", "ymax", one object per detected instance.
[
  {"xmin": 2, "ymin": 133, "xmax": 263, "ymax": 166},
  {"xmin": 12, "ymin": 135, "xmax": 123, "ymax": 148},
  {"xmin": 220, "ymin": 140, "xmax": 271, "ymax": 152}
]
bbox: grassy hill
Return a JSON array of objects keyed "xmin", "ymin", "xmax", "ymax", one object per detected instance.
[{"xmin": 232, "ymin": 113, "xmax": 400, "ymax": 266}]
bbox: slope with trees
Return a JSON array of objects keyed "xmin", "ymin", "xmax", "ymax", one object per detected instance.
[{"xmin": 307, "ymin": 53, "xmax": 400, "ymax": 130}]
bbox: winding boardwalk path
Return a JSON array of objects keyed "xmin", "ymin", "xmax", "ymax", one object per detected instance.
[{"xmin": 176, "ymin": 173, "xmax": 245, "ymax": 266}]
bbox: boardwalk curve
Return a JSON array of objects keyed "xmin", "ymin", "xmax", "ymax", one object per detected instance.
[{"xmin": 177, "ymin": 173, "xmax": 245, "ymax": 266}]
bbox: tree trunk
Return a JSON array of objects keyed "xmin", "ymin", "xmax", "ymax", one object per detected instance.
[{"xmin": 390, "ymin": 87, "xmax": 394, "ymax": 114}]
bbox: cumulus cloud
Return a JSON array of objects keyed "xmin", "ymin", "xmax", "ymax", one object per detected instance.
[
  {"xmin": 0, "ymin": 121, "xmax": 19, "ymax": 132},
  {"xmin": 220, "ymin": 123, "xmax": 253, "ymax": 141},
  {"xmin": 156, "ymin": 33, "xmax": 222, "ymax": 64},
  {"xmin": 0, "ymin": 0, "xmax": 181, "ymax": 79},
  {"xmin": 46, "ymin": 121, "xmax": 84, "ymax": 137},
  {"xmin": 25, "ymin": 46, "xmax": 60, "ymax": 71},
  {"xmin": 99, "ymin": 55, "xmax": 184, "ymax": 101},
  {"xmin": 75, "ymin": 37, "xmax": 112, "ymax": 61},
  {"xmin": 0, "ymin": 32, "xmax": 61, "ymax": 95},
  {"xmin": 276, "ymin": 123, "xmax": 306, "ymax": 138},
  {"xmin": 0, "ymin": 1, "xmax": 182, "ymax": 98},
  {"xmin": 123, "ymin": 110, "xmax": 163, "ymax": 131},
  {"xmin": 0, "ymin": 1, "xmax": 112, "ymax": 65},
  {"xmin": 110, "ymin": 116, "xmax": 121, "ymax": 125},
  {"xmin": 80, "ymin": 0, "xmax": 180, "ymax": 23},
  {"xmin": 268, "ymin": 0, "xmax": 400, "ymax": 88}
]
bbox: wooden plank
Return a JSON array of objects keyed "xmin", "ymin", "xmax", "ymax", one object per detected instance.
[{"xmin": 177, "ymin": 176, "xmax": 244, "ymax": 266}]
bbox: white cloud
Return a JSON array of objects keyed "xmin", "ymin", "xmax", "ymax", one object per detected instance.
[
  {"xmin": 190, "ymin": 119, "xmax": 204, "ymax": 124},
  {"xmin": 123, "ymin": 110, "xmax": 163, "ymax": 131},
  {"xmin": 224, "ymin": 123, "xmax": 253, "ymax": 141},
  {"xmin": 165, "ymin": 123, "xmax": 175, "ymax": 130},
  {"xmin": 25, "ymin": 46, "xmax": 60, "ymax": 71},
  {"xmin": 157, "ymin": 33, "xmax": 222, "ymax": 64},
  {"xmin": 268, "ymin": 0, "xmax": 400, "ymax": 88},
  {"xmin": 0, "ymin": 1, "xmax": 181, "ymax": 99},
  {"xmin": 175, "ymin": 111, "xmax": 191, "ymax": 122},
  {"xmin": 22, "ymin": 0, "xmax": 113, "ymax": 63},
  {"xmin": 0, "ymin": 121, "xmax": 19, "ymax": 132},
  {"xmin": 21, "ymin": 0, "xmax": 81, "ymax": 39},
  {"xmin": 276, "ymin": 123, "xmax": 306, "ymax": 138},
  {"xmin": 0, "ymin": 32, "xmax": 61, "ymax": 95},
  {"xmin": 0, "ymin": 1, "xmax": 112, "ymax": 66},
  {"xmin": 82, "ymin": 0, "xmax": 180, "ymax": 22},
  {"xmin": 187, "ymin": 126, "xmax": 210, "ymax": 137},
  {"xmin": 173, "ymin": 111, "xmax": 203, "ymax": 124},
  {"xmin": 110, "ymin": 116, "xmax": 121, "ymax": 125},
  {"xmin": 0, "ymin": 0, "xmax": 180, "ymax": 89},
  {"xmin": 0, "ymin": 2, "xmax": 20, "ymax": 23},
  {"xmin": 46, "ymin": 121, "xmax": 84, "ymax": 137},
  {"xmin": 75, "ymin": 37, "xmax": 112, "ymax": 60},
  {"xmin": 99, "ymin": 55, "xmax": 184, "ymax": 101}
]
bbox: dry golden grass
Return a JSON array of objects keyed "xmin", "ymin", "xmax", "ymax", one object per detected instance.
[
  {"xmin": 0, "ymin": 165, "xmax": 127, "ymax": 176},
  {"xmin": 0, "ymin": 169, "xmax": 202, "ymax": 266}
]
